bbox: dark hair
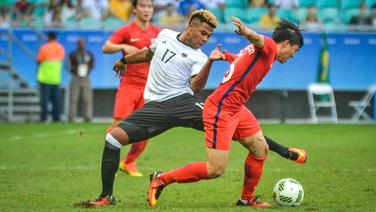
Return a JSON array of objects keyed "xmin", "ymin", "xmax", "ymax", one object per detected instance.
[
  {"xmin": 272, "ymin": 20, "xmax": 304, "ymax": 49},
  {"xmin": 132, "ymin": 0, "xmax": 153, "ymax": 7},
  {"xmin": 47, "ymin": 31, "xmax": 57, "ymax": 40}
]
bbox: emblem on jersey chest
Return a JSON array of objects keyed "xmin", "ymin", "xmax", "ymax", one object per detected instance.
[
  {"xmin": 181, "ymin": 53, "xmax": 188, "ymax": 58},
  {"xmin": 130, "ymin": 38, "xmax": 139, "ymax": 42}
]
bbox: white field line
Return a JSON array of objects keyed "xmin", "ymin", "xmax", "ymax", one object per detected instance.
[{"xmin": 6, "ymin": 126, "xmax": 104, "ymax": 141}]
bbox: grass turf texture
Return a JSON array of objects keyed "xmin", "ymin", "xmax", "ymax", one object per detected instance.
[{"xmin": 0, "ymin": 123, "xmax": 375, "ymax": 211}]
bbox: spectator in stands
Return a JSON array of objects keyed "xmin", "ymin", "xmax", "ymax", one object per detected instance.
[
  {"xmin": 179, "ymin": 0, "xmax": 205, "ymax": 18},
  {"xmin": 349, "ymin": 2, "xmax": 372, "ymax": 31},
  {"xmin": 44, "ymin": 0, "xmax": 61, "ymax": 28},
  {"xmin": 109, "ymin": 0, "xmax": 133, "ymax": 22},
  {"xmin": 14, "ymin": 0, "xmax": 34, "ymax": 26},
  {"xmin": 0, "ymin": 7, "xmax": 10, "ymax": 29},
  {"xmin": 259, "ymin": 4, "xmax": 281, "ymax": 31},
  {"xmin": 60, "ymin": 0, "xmax": 78, "ymax": 25},
  {"xmin": 273, "ymin": 0, "xmax": 299, "ymax": 9},
  {"xmin": 158, "ymin": 3, "xmax": 182, "ymax": 29},
  {"xmin": 302, "ymin": 5, "xmax": 323, "ymax": 32},
  {"xmin": 36, "ymin": 31, "xmax": 65, "ymax": 122},
  {"xmin": 372, "ymin": 4, "xmax": 376, "ymax": 30},
  {"xmin": 81, "ymin": 0, "xmax": 109, "ymax": 21},
  {"xmin": 153, "ymin": 0, "xmax": 179, "ymax": 20},
  {"xmin": 67, "ymin": 38, "xmax": 94, "ymax": 123},
  {"xmin": 248, "ymin": 0, "xmax": 267, "ymax": 8}
]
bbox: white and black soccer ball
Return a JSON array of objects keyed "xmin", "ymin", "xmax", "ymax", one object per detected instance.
[{"xmin": 273, "ymin": 178, "xmax": 304, "ymax": 207}]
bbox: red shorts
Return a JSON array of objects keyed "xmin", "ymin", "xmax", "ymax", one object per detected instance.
[
  {"xmin": 113, "ymin": 84, "xmax": 144, "ymax": 119},
  {"xmin": 203, "ymin": 100, "xmax": 261, "ymax": 150}
]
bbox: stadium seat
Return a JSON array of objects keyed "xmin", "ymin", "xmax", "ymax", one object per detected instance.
[
  {"xmin": 224, "ymin": 7, "xmax": 247, "ymax": 23},
  {"xmin": 340, "ymin": 0, "xmax": 361, "ymax": 10},
  {"xmin": 300, "ymin": 0, "xmax": 316, "ymax": 8},
  {"xmin": 78, "ymin": 17, "xmax": 101, "ymax": 29},
  {"xmin": 340, "ymin": 8, "xmax": 360, "ymax": 23},
  {"xmin": 318, "ymin": 8, "xmax": 339, "ymax": 23},
  {"xmin": 246, "ymin": 7, "xmax": 268, "ymax": 24},
  {"xmin": 317, "ymin": 0, "xmax": 338, "ymax": 9},
  {"xmin": 348, "ymin": 84, "xmax": 376, "ymax": 123},
  {"xmin": 0, "ymin": 0, "xmax": 16, "ymax": 6},
  {"xmin": 307, "ymin": 83, "xmax": 338, "ymax": 123},
  {"xmin": 63, "ymin": 18, "xmax": 78, "ymax": 29},
  {"xmin": 209, "ymin": 8, "xmax": 224, "ymax": 23},
  {"xmin": 277, "ymin": 9, "xmax": 298, "ymax": 24},
  {"xmin": 224, "ymin": 0, "xmax": 247, "ymax": 8},
  {"xmin": 365, "ymin": 0, "xmax": 376, "ymax": 7},
  {"xmin": 103, "ymin": 17, "xmax": 124, "ymax": 30},
  {"xmin": 296, "ymin": 8, "xmax": 308, "ymax": 22}
]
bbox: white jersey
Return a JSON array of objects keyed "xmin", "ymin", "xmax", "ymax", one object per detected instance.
[{"xmin": 144, "ymin": 29, "xmax": 208, "ymax": 102}]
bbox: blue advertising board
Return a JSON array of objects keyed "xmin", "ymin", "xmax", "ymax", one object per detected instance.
[{"xmin": 0, "ymin": 29, "xmax": 375, "ymax": 90}]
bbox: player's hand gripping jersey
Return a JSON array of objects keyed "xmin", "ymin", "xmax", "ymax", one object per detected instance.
[
  {"xmin": 207, "ymin": 36, "xmax": 277, "ymax": 112},
  {"xmin": 144, "ymin": 29, "xmax": 208, "ymax": 102}
]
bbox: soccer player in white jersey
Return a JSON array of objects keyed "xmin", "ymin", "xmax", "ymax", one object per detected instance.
[{"xmin": 77, "ymin": 10, "xmax": 306, "ymax": 208}]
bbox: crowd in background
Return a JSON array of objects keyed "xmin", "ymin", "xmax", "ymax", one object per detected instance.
[{"xmin": 0, "ymin": 0, "xmax": 376, "ymax": 32}]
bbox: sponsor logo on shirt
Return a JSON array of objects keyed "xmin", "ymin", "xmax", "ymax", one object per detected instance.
[
  {"xmin": 130, "ymin": 38, "xmax": 139, "ymax": 42},
  {"xmin": 181, "ymin": 53, "xmax": 188, "ymax": 58}
]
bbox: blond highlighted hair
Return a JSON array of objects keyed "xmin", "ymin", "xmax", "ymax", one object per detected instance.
[{"xmin": 189, "ymin": 9, "xmax": 218, "ymax": 28}]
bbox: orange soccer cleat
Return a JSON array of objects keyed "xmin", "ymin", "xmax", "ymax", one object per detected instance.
[
  {"xmin": 75, "ymin": 195, "xmax": 116, "ymax": 208},
  {"xmin": 119, "ymin": 161, "xmax": 143, "ymax": 177},
  {"xmin": 288, "ymin": 147, "xmax": 307, "ymax": 164},
  {"xmin": 236, "ymin": 196, "xmax": 271, "ymax": 207},
  {"xmin": 147, "ymin": 171, "xmax": 166, "ymax": 208}
]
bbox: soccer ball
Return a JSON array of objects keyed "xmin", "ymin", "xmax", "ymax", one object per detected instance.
[{"xmin": 273, "ymin": 178, "xmax": 304, "ymax": 207}]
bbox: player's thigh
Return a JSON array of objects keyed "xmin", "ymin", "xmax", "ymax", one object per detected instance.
[
  {"xmin": 203, "ymin": 101, "xmax": 238, "ymax": 151},
  {"xmin": 113, "ymin": 85, "xmax": 144, "ymax": 119},
  {"xmin": 118, "ymin": 101, "xmax": 171, "ymax": 143},
  {"xmin": 169, "ymin": 94, "xmax": 204, "ymax": 131},
  {"xmin": 233, "ymin": 106, "xmax": 262, "ymax": 142}
]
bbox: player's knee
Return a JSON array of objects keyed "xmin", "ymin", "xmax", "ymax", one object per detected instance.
[
  {"xmin": 105, "ymin": 133, "xmax": 123, "ymax": 150},
  {"xmin": 248, "ymin": 135, "xmax": 268, "ymax": 158},
  {"xmin": 207, "ymin": 163, "xmax": 226, "ymax": 178}
]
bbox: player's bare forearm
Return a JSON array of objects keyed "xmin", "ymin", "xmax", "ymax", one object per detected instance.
[
  {"xmin": 191, "ymin": 58, "xmax": 218, "ymax": 92},
  {"xmin": 191, "ymin": 45, "xmax": 225, "ymax": 92},
  {"xmin": 190, "ymin": 59, "xmax": 214, "ymax": 93},
  {"xmin": 102, "ymin": 40, "xmax": 139, "ymax": 54},
  {"xmin": 124, "ymin": 48, "xmax": 153, "ymax": 64},
  {"xmin": 231, "ymin": 16, "xmax": 264, "ymax": 48},
  {"xmin": 102, "ymin": 41, "xmax": 124, "ymax": 53}
]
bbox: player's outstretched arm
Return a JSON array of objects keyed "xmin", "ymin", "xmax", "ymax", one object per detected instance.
[
  {"xmin": 113, "ymin": 48, "xmax": 153, "ymax": 77},
  {"xmin": 191, "ymin": 44, "xmax": 225, "ymax": 92},
  {"xmin": 102, "ymin": 40, "xmax": 139, "ymax": 54},
  {"xmin": 231, "ymin": 16, "xmax": 264, "ymax": 48}
]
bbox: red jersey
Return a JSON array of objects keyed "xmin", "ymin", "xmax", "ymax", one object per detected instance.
[
  {"xmin": 109, "ymin": 21, "xmax": 160, "ymax": 88},
  {"xmin": 207, "ymin": 36, "xmax": 277, "ymax": 112}
]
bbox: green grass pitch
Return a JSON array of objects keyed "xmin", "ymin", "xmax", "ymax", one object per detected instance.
[{"xmin": 1, "ymin": 123, "xmax": 376, "ymax": 211}]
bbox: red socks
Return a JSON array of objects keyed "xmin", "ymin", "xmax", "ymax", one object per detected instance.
[
  {"xmin": 160, "ymin": 162, "xmax": 209, "ymax": 185},
  {"xmin": 125, "ymin": 140, "xmax": 148, "ymax": 164},
  {"xmin": 241, "ymin": 153, "xmax": 266, "ymax": 200}
]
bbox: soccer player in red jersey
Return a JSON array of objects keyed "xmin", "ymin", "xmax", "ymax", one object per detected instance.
[
  {"xmin": 148, "ymin": 17, "xmax": 304, "ymax": 208},
  {"xmin": 102, "ymin": 0, "xmax": 160, "ymax": 177}
]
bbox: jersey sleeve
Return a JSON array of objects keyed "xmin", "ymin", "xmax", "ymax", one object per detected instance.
[
  {"xmin": 109, "ymin": 26, "xmax": 129, "ymax": 44},
  {"xmin": 191, "ymin": 53, "xmax": 208, "ymax": 77},
  {"xmin": 260, "ymin": 36, "xmax": 277, "ymax": 55},
  {"xmin": 224, "ymin": 51, "xmax": 238, "ymax": 63},
  {"xmin": 149, "ymin": 29, "xmax": 167, "ymax": 53}
]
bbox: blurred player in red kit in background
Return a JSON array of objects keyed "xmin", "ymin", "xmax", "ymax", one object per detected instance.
[{"xmin": 102, "ymin": 0, "xmax": 160, "ymax": 176}]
